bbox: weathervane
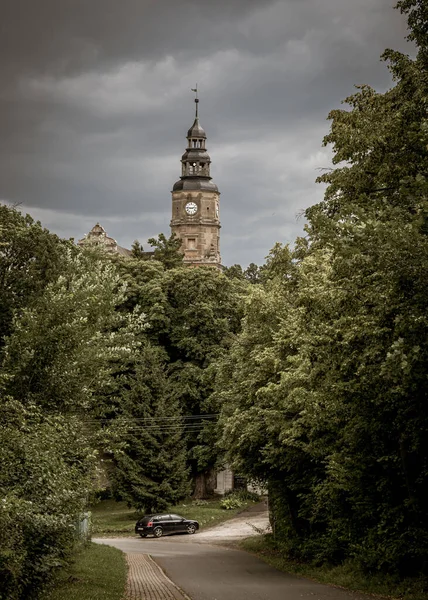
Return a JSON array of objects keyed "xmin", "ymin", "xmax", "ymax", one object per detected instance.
[{"xmin": 191, "ymin": 84, "xmax": 199, "ymax": 117}]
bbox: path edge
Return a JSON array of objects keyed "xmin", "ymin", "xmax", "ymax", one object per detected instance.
[{"xmin": 146, "ymin": 553, "xmax": 193, "ymax": 600}]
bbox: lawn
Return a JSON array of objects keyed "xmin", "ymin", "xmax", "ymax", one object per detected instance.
[
  {"xmin": 92, "ymin": 496, "xmax": 252, "ymax": 536},
  {"xmin": 240, "ymin": 536, "xmax": 427, "ymax": 600},
  {"xmin": 42, "ymin": 542, "xmax": 127, "ymax": 600},
  {"xmin": 43, "ymin": 495, "xmax": 257, "ymax": 598}
]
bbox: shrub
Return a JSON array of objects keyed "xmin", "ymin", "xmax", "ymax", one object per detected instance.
[
  {"xmin": 0, "ymin": 402, "xmax": 96, "ymax": 600},
  {"xmin": 223, "ymin": 489, "xmax": 260, "ymax": 502},
  {"xmin": 192, "ymin": 499, "xmax": 209, "ymax": 506},
  {"xmin": 220, "ymin": 496, "xmax": 244, "ymax": 510}
]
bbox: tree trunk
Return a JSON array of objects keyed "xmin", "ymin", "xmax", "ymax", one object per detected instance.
[
  {"xmin": 192, "ymin": 468, "xmax": 217, "ymax": 498},
  {"xmin": 193, "ymin": 472, "xmax": 207, "ymax": 499},
  {"xmin": 205, "ymin": 468, "xmax": 217, "ymax": 495}
]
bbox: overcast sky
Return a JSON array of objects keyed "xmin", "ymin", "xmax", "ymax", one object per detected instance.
[{"xmin": 1, "ymin": 0, "xmax": 411, "ymax": 267}]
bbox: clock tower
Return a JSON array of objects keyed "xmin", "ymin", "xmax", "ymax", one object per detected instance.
[{"xmin": 170, "ymin": 93, "xmax": 221, "ymax": 267}]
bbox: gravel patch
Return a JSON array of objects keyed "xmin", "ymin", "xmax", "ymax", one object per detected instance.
[{"xmin": 191, "ymin": 502, "xmax": 270, "ymax": 543}]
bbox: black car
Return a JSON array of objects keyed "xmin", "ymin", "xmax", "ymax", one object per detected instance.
[{"xmin": 135, "ymin": 513, "xmax": 199, "ymax": 538}]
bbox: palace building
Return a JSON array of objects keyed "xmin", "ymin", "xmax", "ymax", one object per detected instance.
[
  {"xmin": 77, "ymin": 222, "xmax": 132, "ymax": 256},
  {"xmin": 78, "ymin": 95, "xmax": 221, "ymax": 268}
]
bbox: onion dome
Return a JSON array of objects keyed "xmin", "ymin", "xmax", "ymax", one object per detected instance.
[{"xmin": 187, "ymin": 117, "xmax": 206, "ymax": 139}]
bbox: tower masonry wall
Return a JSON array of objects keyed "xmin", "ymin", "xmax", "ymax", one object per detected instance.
[{"xmin": 170, "ymin": 189, "xmax": 221, "ymax": 266}]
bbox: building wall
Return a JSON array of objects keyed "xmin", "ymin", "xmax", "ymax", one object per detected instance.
[
  {"xmin": 215, "ymin": 468, "xmax": 234, "ymax": 495},
  {"xmin": 171, "ymin": 190, "xmax": 221, "ymax": 267}
]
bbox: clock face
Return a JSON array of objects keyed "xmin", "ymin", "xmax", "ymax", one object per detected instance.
[{"xmin": 185, "ymin": 201, "xmax": 198, "ymax": 215}]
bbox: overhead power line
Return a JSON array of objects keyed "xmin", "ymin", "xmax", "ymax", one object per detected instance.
[{"xmin": 83, "ymin": 413, "xmax": 220, "ymax": 424}]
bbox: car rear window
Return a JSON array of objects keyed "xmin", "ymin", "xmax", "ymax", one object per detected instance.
[{"xmin": 140, "ymin": 516, "xmax": 153, "ymax": 525}]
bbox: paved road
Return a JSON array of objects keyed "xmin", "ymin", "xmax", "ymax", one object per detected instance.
[{"xmin": 95, "ymin": 534, "xmax": 370, "ymax": 600}]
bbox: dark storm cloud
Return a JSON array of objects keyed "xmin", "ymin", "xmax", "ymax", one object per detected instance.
[
  {"xmin": 0, "ymin": 0, "xmax": 411, "ymax": 266},
  {"xmin": 1, "ymin": 0, "xmax": 276, "ymax": 80}
]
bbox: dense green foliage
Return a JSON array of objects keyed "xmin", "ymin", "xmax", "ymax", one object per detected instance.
[
  {"xmin": 0, "ymin": 206, "xmax": 74, "ymax": 346},
  {"xmin": 0, "ymin": 207, "xmax": 136, "ymax": 599},
  {"xmin": 223, "ymin": 262, "xmax": 265, "ymax": 284},
  {"xmin": 216, "ymin": 1, "xmax": 428, "ymax": 579},
  {"xmin": 147, "ymin": 232, "xmax": 183, "ymax": 269},
  {"xmin": 0, "ymin": 403, "xmax": 96, "ymax": 600},
  {"xmin": 3, "ymin": 4, "xmax": 428, "ymax": 597},
  {"xmin": 108, "ymin": 345, "xmax": 191, "ymax": 511},
  {"xmin": 109, "ymin": 254, "xmax": 246, "ymax": 500}
]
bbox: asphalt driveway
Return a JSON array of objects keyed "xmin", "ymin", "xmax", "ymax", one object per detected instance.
[{"xmin": 94, "ymin": 504, "xmax": 371, "ymax": 600}]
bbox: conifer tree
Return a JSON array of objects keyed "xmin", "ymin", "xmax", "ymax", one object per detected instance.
[{"xmin": 110, "ymin": 345, "xmax": 190, "ymax": 511}]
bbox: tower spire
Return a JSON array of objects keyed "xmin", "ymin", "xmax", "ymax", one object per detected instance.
[{"xmin": 191, "ymin": 85, "xmax": 199, "ymax": 118}]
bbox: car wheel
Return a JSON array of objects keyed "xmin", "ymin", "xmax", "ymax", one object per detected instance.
[
  {"xmin": 139, "ymin": 533, "xmax": 147, "ymax": 538},
  {"xmin": 187, "ymin": 524, "xmax": 196, "ymax": 535},
  {"xmin": 153, "ymin": 527, "xmax": 163, "ymax": 538}
]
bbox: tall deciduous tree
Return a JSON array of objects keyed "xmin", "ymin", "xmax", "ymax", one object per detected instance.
[
  {"xmin": 217, "ymin": 1, "xmax": 428, "ymax": 576},
  {"xmin": 0, "ymin": 217, "xmax": 139, "ymax": 599},
  {"xmin": 0, "ymin": 205, "xmax": 74, "ymax": 346},
  {"xmin": 2, "ymin": 250, "xmax": 140, "ymax": 412}
]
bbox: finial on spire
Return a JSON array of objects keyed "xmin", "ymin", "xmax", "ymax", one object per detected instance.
[{"xmin": 191, "ymin": 84, "xmax": 199, "ymax": 118}]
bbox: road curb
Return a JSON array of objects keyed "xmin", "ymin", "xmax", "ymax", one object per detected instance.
[{"xmin": 124, "ymin": 552, "xmax": 190, "ymax": 600}]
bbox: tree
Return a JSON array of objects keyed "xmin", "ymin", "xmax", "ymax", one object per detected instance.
[
  {"xmin": 0, "ymin": 204, "xmax": 74, "ymax": 347},
  {"xmin": 111, "ymin": 256, "xmax": 246, "ymax": 497},
  {"xmin": 131, "ymin": 239, "xmax": 147, "ymax": 259},
  {"xmin": 223, "ymin": 263, "xmax": 244, "ymax": 280},
  {"xmin": 161, "ymin": 267, "xmax": 246, "ymax": 496},
  {"xmin": 0, "ymin": 400, "xmax": 97, "ymax": 600},
  {"xmin": 148, "ymin": 232, "xmax": 183, "ymax": 269},
  {"xmin": 0, "ymin": 240, "xmax": 139, "ymax": 599},
  {"xmin": 223, "ymin": 262, "xmax": 265, "ymax": 284},
  {"xmin": 216, "ymin": 250, "xmax": 315, "ymax": 545},
  {"xmin": 110, "ymin": 345, "xmax": 190, "ymax": 511},
  {"xmin": 92, "ymin": 255, "xmax": 190, "ymax": 509},
  {"xmin": 1, "ymin": 250, "xmax": 138, "ymax": 412},
  {"xmin": 216, "ymin": 1, "xmax": 428, "ymax": 576}
]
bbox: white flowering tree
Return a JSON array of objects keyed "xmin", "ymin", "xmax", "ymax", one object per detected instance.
[{"xmin": 0, "ymin": 220, "xmax": 145, "ymax": 599}]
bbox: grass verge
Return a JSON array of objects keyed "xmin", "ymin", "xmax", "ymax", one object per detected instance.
[
  {"xmin": 92, "ymin": 497, "xmax": 253, "ymax": 536},
  {"xmin": 42, "ymin": 542, "xmax": 127, "ymax": 600},
  {"xmin": 240, "ymin": 536, "xmax": 427, "ymax": 600}
]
